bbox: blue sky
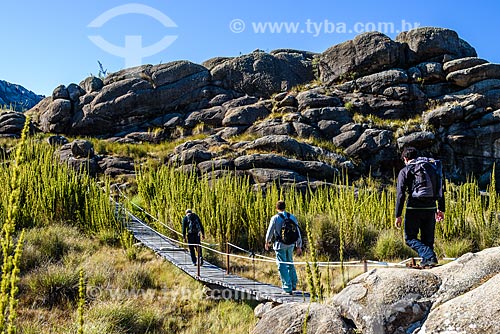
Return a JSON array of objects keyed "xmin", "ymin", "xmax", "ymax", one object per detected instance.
[{"xmin": 1, "ymin": 0, "xmax": 499, "ymax": 96}]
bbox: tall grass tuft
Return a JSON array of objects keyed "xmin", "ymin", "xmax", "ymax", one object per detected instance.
[
  {"xmin": 136, "ymin": 164, "xmax": 500, "ymax": 255},
  {"xmin": 304, "ymin": 218, "xmax": 323, "ymax": 302},
  {"xmin": 77, "ymin": 269, "xmax": 86, "ymax": 334},
  {"xmin": 0, "ymin": 136, "xmax": 119, "ymax": 236},
  {"xmin": 0, "ymin": 118, "xmax": 29, "ymax": 333}
]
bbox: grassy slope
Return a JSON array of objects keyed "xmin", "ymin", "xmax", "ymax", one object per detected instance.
[{"xmin": 17, "ymin": 224, "xmax": 256, "ymax": 334}]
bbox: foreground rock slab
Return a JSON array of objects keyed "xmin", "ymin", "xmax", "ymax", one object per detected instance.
[{"xmin": 253, "ymin": 247, "xmax": 500, "ymax": 334}]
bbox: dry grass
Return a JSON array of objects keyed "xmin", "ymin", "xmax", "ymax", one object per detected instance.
[
  {"xmin": 16, "ymin": 225, "xmax": 256, "ymax": 334},
  {"xmin": 206, "ymin": 248, "xmax": 367, "ymax": 296}
]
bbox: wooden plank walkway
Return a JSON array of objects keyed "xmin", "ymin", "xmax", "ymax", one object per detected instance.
[{"xmin": 123, "ymin": 209, "xmax": 310, "ymax": 304}]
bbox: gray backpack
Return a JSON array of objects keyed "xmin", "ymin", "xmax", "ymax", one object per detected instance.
[
  {"xmin": 187, "ymin": 214, "xmax": 201, "ymax": 234},
  {"xmin": 410, "ymin": 157, "xmax": 443, "ymax": 199}
]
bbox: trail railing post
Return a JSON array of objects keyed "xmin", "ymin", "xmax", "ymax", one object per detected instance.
[
  {"xmin": 226, "ymin": 243, "xmax": 230, "ymax": 274},
  {"xmin": 197, "ymin": 244, "xmax": 201, "ymax": 277},
  {"xmin": 363, "ymin": 259, "xmax": 368, "ymax": 273}
]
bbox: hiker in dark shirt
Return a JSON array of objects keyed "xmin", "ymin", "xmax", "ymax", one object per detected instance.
[
  {"xmin": 182, "ymin": 209, "xmax": 205, "ymax": 266},
  {"xmin": 395, "ymin": 146, "xmax": 445, "ymax": 267}
]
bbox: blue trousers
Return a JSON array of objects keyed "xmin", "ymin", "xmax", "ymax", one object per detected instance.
[
  {"xmin": 275, "ymin": 246, "xmax": 298, "ymax": 292},
  {"xmin": 404, "ymin": 209, "xmax": 437, "ymax": 261}
]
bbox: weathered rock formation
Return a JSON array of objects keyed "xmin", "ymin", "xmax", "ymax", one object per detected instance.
[
  {"xmin": 0, "ymin": 111, "xmax": 29, "ymax": 138},
  {"xmin": 54, "ymin": 137, "xmax": 135, "ymax": 177},
  {"xmin": 253, "ymin": 247, "xmax": 500, "ymax": 334},
  {"xmin": 14, "ymin": 26, "xmax": 500, "ymax": 186}
]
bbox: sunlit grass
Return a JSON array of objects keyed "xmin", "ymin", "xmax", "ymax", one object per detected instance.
[
  {"xmin": 16, "ymin": 224, "xmax": 257, "ymax": 334},
  {"xmin": 136, "ymin": 164, "xmax": 500, "ymax": 263},
  {"xmin": 86, "ymin": 133, "xmax": 209, "ymax": 163},
  {"xmin": 0, "ymin": 138, "xmax": 119, "ymax": 234}
]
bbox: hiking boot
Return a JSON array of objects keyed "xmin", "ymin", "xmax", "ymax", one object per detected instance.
[
  {"xmin": 420, "ymin": 258, "xmax": 438, "ymax": 268},
  {"xmin": 282, "ymin": 290, "xmax": 293, "ymax": 295}
]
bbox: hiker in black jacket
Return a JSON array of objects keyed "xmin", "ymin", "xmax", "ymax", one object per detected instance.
[
  {"xmin": 182, "ymin": 209, "xmax": 205, "ymax": 266},
  {"xmin": 395, "ymin": 146, "xmax": 445, "ymax": 267}
]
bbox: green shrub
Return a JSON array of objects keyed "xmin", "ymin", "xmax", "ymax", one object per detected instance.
[
  {"xmin": 437, "ymin": 238, "xmax": 473, "ymax": 258},
  {"xmin": 312, "ymin": 215, "xmax": 340, "ymax": 258},
  {"xmin": 21, "ymin": 224, "xmax": 97, "ymax": 271},
  {"xmin": 85, "ymin": 301, "xmax": 164, "ymax": 334},
  {"xmin": 25, "ymin": 264, "xmax": 80, "ymax": 308},
  {"xmin": 373, "ymin": 229, "xmax": 416, "ymax": 260},
  {"xmin": 21, "ymin": 226, "xmax": 71, "ymax": 271},
  {"xmin": 116, "ymin": 265, "xmax": 157, "ymax": 291},
  {"xmin": 98, "ymin": 229, "xmax": 121, "ymax": 246},
  {"xmin": 311, "ymin": 214, "xmax": 378, "ymax": 260}
]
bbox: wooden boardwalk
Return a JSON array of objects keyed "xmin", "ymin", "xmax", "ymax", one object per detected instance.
[{"xmin": 123, "ymin": 209, "xmax": 310, "ymax": 304}]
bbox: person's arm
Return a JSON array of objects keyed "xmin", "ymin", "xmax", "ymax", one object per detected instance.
[
  {"xmin": 265, "ymin": 217, "xmax": 275, "ymax": 250},
  {"xmin": 292, "ymin": 215, "xmax": 303, "ymax": 255},
  {"xmin": 435, "ymin": 172, "xmax": 446, "ymax": 221},
  {"xmin": 395, "ymin": 168, "xmax": 407, "ymax": 228},
  {"xmin": 197, "ymin": 214, "xmax": 205, "ymax": 238},
  {"xmin": 182, "ymin": 216, "xmax": 187, "ymax": 240}
]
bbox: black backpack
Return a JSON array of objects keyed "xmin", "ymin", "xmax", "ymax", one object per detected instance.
[
  {"xmin": 277, "ymin": 213, "xmax": 299, "ymax": 245},
  {"xmin": 187, "ymin": 214, "xmax": 201, "ymax": 234},
  {"xmin": 410, "ymin": 157, "xmax": 443, "ymax": 199}
]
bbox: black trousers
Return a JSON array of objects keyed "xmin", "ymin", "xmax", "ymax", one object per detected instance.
[
  {"xmin": 404, "ymin": 209, "xmax": 437, "ymax": 261},
  {"xmin": 187, "ymin": 233, "xmax": 202, "ymax": 264}
]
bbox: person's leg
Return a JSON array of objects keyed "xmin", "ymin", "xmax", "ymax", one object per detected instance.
[
  {"xmin": 404, "ymin": 210, "xmax": 436, "ymax": 262},
  {"xmin": 195, "ymin": 235, "xmax": 203, "ymax": 265},
  {"xmin": 284, "ymin": 246, "xmax": 298, "ymax": 290},
  {"xmin": 187, "ymin": 234, "xmax": 197, "ymax": 264},
  {"xmin": 275, "ymin": 248, "xmax": 292, "ymax": 292},
  {"xmin": 420, "ymin": 211, "xmax": 437, "ymax": 262}
]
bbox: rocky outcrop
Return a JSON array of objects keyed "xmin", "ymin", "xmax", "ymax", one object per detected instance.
[
  {"xmin": 0, "ymin": 80, "xmax": 44, "ymax": 111},
  {"xmin": 21, "ymin": 26, "xmax": 500, "ymax": 186},
  {"xmin": 56, "ymin": 138, "xmax": 134, "ymax": 177},
  {"xmin": 166, "ymin": 135, "xmax": 347, "ymax": 186},
  {"xmin": 253, "ymin": 303, "xmax": 354, "ymax": 334},
  {"xmin": 211, "ymin": 49, "xmax": 315, "ymax": 97},
  {"xmin": 319, "ymin": 32, "xmax": 405, "ymax": 85},
  {"xmin": 395, "ymin": 27, "xmax": 477, "ymax": 64},
  {"xmin": 418, "ymin": 272, "xmax": 500, "ymax": 334},
  {"xmin": 254, "ymin": 247, "xmax": 500, "ymax": 334},
  {"xmin": 0, "ymin": 111, "xmax": 29, "ymax": 137}
]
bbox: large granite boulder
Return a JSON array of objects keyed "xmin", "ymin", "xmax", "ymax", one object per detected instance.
[
  {"xmin": 332, "ymin": 269, "xmax": 441, "ymax": 334},
  {"xmin": 418, "ymin": 273, "xmax": 500, "ymax": 334},
  {"xmin": 0, "ymin": 111, "xmax": 28, "ymax": 137},
  {"xmin": 395, "ymin": 27, "xmax": 477, "ymax": 64},
  {"xmin": 234, "ymin": 153, "xmax": 339, "ymax": 181},
  {"xmin": 210, "ymin": 49, "xmax": 315, "ymax": 97},
  {"xmin": 253, "ymin": 303, "xmax": 353, "ymax": 334},
  {"xmin": 222, "ymin": 101, "xmax": 271, "ymax": 126},
  {"xmin": 33, "ymin": 61, "xmax": 215, "ymax": 136},
  {"xmin": 57, "ymin": 140, "xmax": 100, "ymax": 176},
  {"xmin": 243, "ymin": 135, "xmax": 323, "ymax": 159},
  {"xmin": 319, "ymin": 32, "xmax": 405, "ymax": 85},
  {"xmin": 442, "ymin": 57, "xmax": 488, "ymax": 74},
  {"xmin": 255, "ymin": 248, "xmax": 500, "ymax": 334},
  {"xmin": 446, "ymin": 63, "xmax": 500, "ymax": 87}
]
